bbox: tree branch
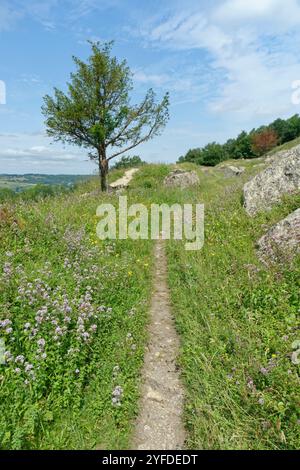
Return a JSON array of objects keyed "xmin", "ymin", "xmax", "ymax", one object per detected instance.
[{"xmin": 107, "ymin": 119, "xmax": 159, "ymax": 161}]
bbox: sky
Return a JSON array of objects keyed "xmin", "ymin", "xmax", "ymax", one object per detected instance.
[{"xmin": 1, "ymin": 0, "xmax": 300, "ymax": 174}]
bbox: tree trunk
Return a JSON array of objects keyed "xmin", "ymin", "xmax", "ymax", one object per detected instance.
[{"xmin": 99, "ymin": 157, "xmax": 108, "ymax": 192}]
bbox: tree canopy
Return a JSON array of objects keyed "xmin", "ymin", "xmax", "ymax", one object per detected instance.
[{"xmin": 179, "ymin": 114, "xmax": 300, "ymax": 166}]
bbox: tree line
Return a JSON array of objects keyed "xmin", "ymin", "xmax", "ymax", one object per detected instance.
[
  {"xmin": 112, "ymin": 155, "xmax": 146, "ymax": 169},
  {"xmin": 178, "ymin": 114, "xmax": 300, "ymax": 166}
]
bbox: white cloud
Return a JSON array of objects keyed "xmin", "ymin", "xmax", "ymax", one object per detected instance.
[
  {"xmin": 134, "ymin": 71, "xmax": 170, "ymax": 87},
  {"xmin": 145, "ymin": 11, "xmax": 232, "ymax": 53},
  {"xmin": 0, "ymin": 2, "xmax": 23, "ymax": 31},
  {"xmin": 0, "ymin": 0, "xmax": 119, "ymax": 33},
  {"xmin": 135, "ymin": 1, "xmax": 300, "ymax": 120},
  {"xmin": 214, "ymin": 0, "xmax": 300, "ymax": 30},
  {"xmin": 133, "ymin": 69, "xmax": 198, "ymax": 94},
  {"xmin": 133, "ymin": 62, "xmax": 220, "ymax": 108},
  {"xmin": 0, "ymin": 132, "xmax": 95, "ymax": 174},
  {"xmin": 215, "ymin": 0, "xmax": 280, "ymax": 20}
]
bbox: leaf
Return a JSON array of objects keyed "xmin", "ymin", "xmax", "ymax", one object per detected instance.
[
  {"xmin": 44, "ymin": 411, "xmax": 54, "ymax": 422},
  {"xmin": 3, "ymin": 431, "xmax": 11, "ymax": 444}
]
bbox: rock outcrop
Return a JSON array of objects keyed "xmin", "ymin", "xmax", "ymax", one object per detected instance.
[
  {"xmin": 218, "ymin": 165, "xmax": 245, "ymax": 177},
  {"xmin": 257, "ymin": 209, "xmax": 300, "ymax": 264},
  {"xmin": 244, "ymin": 146, "xmax": 300, "ymax": 215},
  {"xmin": 163, "ymin": 169, "xmax": 199, "ymax": 188}
]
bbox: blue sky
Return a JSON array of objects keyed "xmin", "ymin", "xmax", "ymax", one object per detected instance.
[{"xmin": 1, "ymin": 0, "xmax": 300, "ymax": 174}]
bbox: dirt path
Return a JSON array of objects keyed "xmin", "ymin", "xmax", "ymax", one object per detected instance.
[
  {"xmin": 109, "ymin": 168, "xmax": 139, "ymax": 189},
  {"xmin": 132, "ymin": 240, "xmax": 186, "ymax": 450},
  {"xmin": 80, "ymin": 168, "xmax": 139, "ymax": 199}
]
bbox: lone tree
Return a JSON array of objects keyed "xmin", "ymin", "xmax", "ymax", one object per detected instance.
[{"xmin": 42, "ymin": 42, "xmax": 169, "ymax": 191}]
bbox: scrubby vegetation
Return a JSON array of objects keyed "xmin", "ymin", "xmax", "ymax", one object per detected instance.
[
  {"xmin": 112, "ymin": 155, "xmax": 146, "ymax": 170},
  {"xmin": 179, "ymin": 113, "xmax": 300, "ymax": 166},
  {"xmin": 0, "ymin": 184, "xmax": 71, "ymax": 203}
]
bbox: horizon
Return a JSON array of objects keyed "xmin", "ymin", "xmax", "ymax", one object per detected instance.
[
  {"xmin": 0, "ymin": 172, "xmax": 95, "ymax": 176},
  {"xmin": 1, "ymin": 0, "xmax": 300, "ymax": 174}
]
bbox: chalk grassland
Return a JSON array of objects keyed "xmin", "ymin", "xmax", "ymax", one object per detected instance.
[
  {"xmin": 0, "ymin": 169, "xmax": 155, "ymax": 450},
  {"xmin": 164, "ymin": 161, "xmax": 300, "ymax": 450},
  {"xmin": 0, "ymin": 160, "xmax": 299, "ymax": 450}
]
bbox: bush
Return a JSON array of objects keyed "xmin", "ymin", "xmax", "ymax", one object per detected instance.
[
  {"xmin": 201, "ymin": 143, "xmax": 226, "ymax": 166},
  {"xmin": 251, "ymin": 129, "xmax": 279, "ymax": 156},
  {"xmin": 113, "ymin": 155, "xmax": 146, "ymax": 170}
]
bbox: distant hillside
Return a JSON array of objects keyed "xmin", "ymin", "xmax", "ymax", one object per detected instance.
[
  {"xmin": 0, "ymin": 174, "xmax": 92, "ymax": 192},
  {"xmin": 179, "ymin": 113, "xmax": 300, "ymax": 166}
]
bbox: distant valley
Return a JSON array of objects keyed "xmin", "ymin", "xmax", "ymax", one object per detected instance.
[{"xmin": 0, "ymin": 174, "xmax": 91, "ymax": 192}]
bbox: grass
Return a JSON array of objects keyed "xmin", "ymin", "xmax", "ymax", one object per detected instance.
[
  {"xmin": 267, "ymin": 136, "xmax": 300, "ymax": 155},
  {"xmin": 124, "ymin": 160, "xmax": 299, "ymax": 449},
  {"xmin": 0, "ymin": 160, "xmax": 299, "ymax": 450},
  {"xmin": 161, "ymin": 162, "xmax": 300, "ymax": 450}
]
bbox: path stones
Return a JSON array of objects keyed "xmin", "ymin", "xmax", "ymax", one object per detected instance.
[
  {"xmin": 109, "ymin": 168, "xmax": 139, "ymax": 190},
  {"xmin": 218, "ymin": 165, "xmax": 245, "ymax": 177}
]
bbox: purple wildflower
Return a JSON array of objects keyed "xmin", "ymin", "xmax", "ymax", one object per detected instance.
[
  {"xmin": 37, "ymin": 338, "xmax": 46, "ymax": 348},
  {"xmin": 0, "ymin": 319, "xmax": 12, "ymax": 328},
  {"xmin": 15, "ymin": 355, "xmax": 25, "ymax": 364}
]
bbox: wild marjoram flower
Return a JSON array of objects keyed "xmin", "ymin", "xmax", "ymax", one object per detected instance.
[
  {"xmin": 0, "ymin": 216, "xmax": 146, "ymax": 448},
  {"xmin": 112, "ymin": 386, "xmax": 123, "ymax": 406},
  {"xmin": 15, "ymin": 355, "xmax": 25, "ymax": 364},
  {"xmin": 0, "ymin": 319, "xmax": 12, "ymax": 328},
  {"xmin": 37, "ymin": 339, "xmax": 46, "ymax": 348}
]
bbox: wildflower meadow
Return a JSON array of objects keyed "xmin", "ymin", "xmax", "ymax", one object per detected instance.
[{"xmin": 0, "ymin": 175, "xmax": 153, "ymax": 449}]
